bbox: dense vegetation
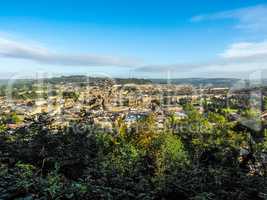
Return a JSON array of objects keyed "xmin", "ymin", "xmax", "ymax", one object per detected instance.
[{"xmin": 1, "ymin": 103, "xmax": 267, "ymax": 200}]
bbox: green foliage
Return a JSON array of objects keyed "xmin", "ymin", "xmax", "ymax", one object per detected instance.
[
  {"xmin": 62, "ymin": 91, "xmax": 80, "ymax": 101},
  {"xmin": 15, "ymin": 162, "xmax": 36, "ymax": 190},
  {"xmin": 0, "ymin": 123, "xmax": 7, "ymax": 132},
  {"xmin": 40, "ymin": 163, "xmax": 63, "ymax": 199},
  {"xmin": 241, "ymin": 108, "xmax": 262, "ymax": 132},
  {"xmin": 154, "ymin": 133, "xmax": 189, "ymax": 176},
  {"xmin": 0, "ymin": 101, "xmax": 267, "ymax": 199},
  {"xmin": 127, "ymin": 114, "xmax": 158, "ymax": 149},
  {"xmin": 264, "ymin": 96, "xmax": 267, "ymax": 111},
  {"xmin": 104, "ymin": 142, "xmax": 140, "ymax": 175},
  {"xmin": 1, "ymin": 112, "xmax": 21, "ymax": 124}
]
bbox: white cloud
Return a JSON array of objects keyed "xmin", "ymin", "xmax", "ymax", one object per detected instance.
[
  {"xmin": 191, "ymin": 4, "xmax": 267, "ymax": 32},
  {"xmin": 0, "ymin": 37, "xmax": 138, "ymax": 67},
  {"xmin": 220, "ymin": 40, "xmax": 267, "ymax": 59},
  {"xmin": 184, "ymin": 4, "xmax": 267, "ymax": 77},
  {"xmin": 135, "ymin": 40, "xmax": 267, "ymax": 78},
  {"xmin": 1, "ymin": 35, "xmax": 267, "ymax": 78}
]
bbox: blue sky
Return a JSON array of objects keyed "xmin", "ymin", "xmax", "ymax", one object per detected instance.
[{"xmin": 0, "ymin": 0, "xmax": 267, "ymax": 79}]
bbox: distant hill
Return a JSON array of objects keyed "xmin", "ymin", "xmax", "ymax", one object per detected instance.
[
  {"xmin": 0, "ymin": 76, "xmax": 152, "ymax": 86},
  {"xmin": 150, "ymin": 78, "xmax": 241, "ymax": 87},
  {"xmin": 42, "ymin": 76, "xmax": 152, "ymax": 85},
  {"xmin": 2, "ymin": 76, "xmax": 267, "ymax": 88}
]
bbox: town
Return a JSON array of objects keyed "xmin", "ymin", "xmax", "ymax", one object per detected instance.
[{"xmin": 1, "ymin": 76, "xmax": 266, "ymax": 133}]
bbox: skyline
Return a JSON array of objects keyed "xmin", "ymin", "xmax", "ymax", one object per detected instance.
[{"xmin": 0, "ymin": 1, "xmax": 267, "ymax": 79}]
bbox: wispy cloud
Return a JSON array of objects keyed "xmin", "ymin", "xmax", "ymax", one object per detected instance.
[
  {"xmin": 135, "ymin": 39, "xmax": 267, "ymax": 78},
  {"xmin": 0, "ymin": 37, "xmax": 138, "ymax": 67},
  {"xmin": 191, "ymin": 4, "xmax": 267, "ymax": 32},
  {"xmin": 220, "ymin": 40, "xmax": 267, "ymax": 59},
  {"xmin": 1, "ymin": 34, "xmax": 267, "ymax": 78}
]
